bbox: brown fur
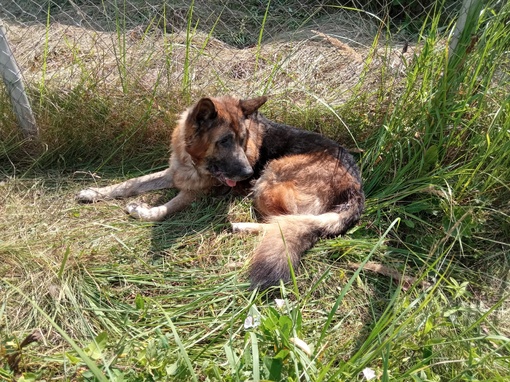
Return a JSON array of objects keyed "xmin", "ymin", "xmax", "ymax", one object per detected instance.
[{"xmin": 77, "ymin": 95, "xmax": 364, "ymax": 289}]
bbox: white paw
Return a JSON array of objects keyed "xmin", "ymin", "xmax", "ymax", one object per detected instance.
[
  {"xmin": 231, "ymin": 222, "xmax": 267, "ymax": 234},
  {"xmin": 125, "ymin": 202, "xmax": 164, "ymax": 222},
  {"xmin": 126, "ymin": 202, "xmax": 150, "ymax": 219},
  {"xmin": 76, "ymin": 188, "xmax": 101, "ymax": 202}
]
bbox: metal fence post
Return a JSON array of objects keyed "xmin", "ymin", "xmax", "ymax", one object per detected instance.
[
  {"xmin": 0, "ymin": 19, "xmax": 38, "ymax": 139},
  {"xmin": 449, "ymin": 0, "xmax": 483, "ymax": 61}
]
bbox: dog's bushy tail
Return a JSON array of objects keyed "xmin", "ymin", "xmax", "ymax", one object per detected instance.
[{"xmin": 249, "ymin": 200, "xmax": 363, "ymax": 290}]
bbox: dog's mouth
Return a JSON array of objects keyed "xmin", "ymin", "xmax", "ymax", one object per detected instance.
[
  {"xmin": 217, "ymin": 174, "xmax": 238, "ymax": 187},
  {"xmin": 208, "ymin": 163, "xmax": 253, "ymax": 188}
]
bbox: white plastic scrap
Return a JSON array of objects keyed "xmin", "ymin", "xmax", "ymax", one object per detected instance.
[
  {"xmin": 289, "ymin": 337, "xmax": 312, "ymax": 356},
  {"xmin": 362, "ymin": 367, "xmax": 376, "ymax": 381}
]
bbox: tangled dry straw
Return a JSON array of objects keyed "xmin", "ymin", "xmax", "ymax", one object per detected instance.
[{"xmin": 4, "ymin": 10, "xmax": 413, "ymax": 106}]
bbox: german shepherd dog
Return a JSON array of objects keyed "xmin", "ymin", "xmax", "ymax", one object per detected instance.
[{"xmin": 77, "ymin": 96, "xmax": 364, "ymax": 289}]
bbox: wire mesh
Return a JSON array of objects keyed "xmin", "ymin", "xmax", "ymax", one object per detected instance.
[{"xmin": 0, "ymin": 0, "xmax": 463, "ymax": 126}]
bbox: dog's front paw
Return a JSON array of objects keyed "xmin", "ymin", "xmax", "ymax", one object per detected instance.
[
  {"xmin": 126, "ymin": 202, "xmax": 155, "ymax": 221},
  {"xmin": 76, "ymin": 188, "xmax": 102, "ymax": 203}
]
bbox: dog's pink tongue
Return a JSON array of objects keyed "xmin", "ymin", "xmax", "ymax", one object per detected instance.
[{"xmin": 226, "ymin": 179, "xmax": 237, "ymax": 187}]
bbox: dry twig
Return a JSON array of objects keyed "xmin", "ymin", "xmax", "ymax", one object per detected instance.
[{"xmin": 347, "ymin": 261, "xmax": 431, "ymax": 290}]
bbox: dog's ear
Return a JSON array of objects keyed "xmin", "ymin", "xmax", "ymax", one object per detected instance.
[
  {"xmin": 239, "ymin": 96, "xmax": 268, "ymax": 116},
  {"xmin": 191, "ymin": 98, "xmax": 217, "ymax": 129}
]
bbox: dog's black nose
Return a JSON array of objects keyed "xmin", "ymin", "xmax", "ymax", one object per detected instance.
[{"xmin": 239, "ymin": 167, "xmax": 254, "ymax": 180}]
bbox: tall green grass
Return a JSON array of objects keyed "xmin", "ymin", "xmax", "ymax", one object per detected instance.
[
  {"xmin": 1, "ymin": 0, "xmax": 509, "ymax": 381},
  {"xmin": 362, "ymin": 0, "xmax": 509, "ymax": 262}
]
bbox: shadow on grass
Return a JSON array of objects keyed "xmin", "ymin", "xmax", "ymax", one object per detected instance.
[
  {"xmin": 131, "ymin": 185, "xmax": 259, "ymax": 292},
  {"xmin": 148, "ymin": 190, "xmax": 233, "ymax": 255}
]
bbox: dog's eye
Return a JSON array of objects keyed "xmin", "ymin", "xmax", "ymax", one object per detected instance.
[{"xmin": 218, "ymin": 135, "xmax": 233, "ymax": 147}]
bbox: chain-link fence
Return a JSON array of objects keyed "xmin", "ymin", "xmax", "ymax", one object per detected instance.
[{"xmin": 0, "ymin": 0, "xmax": 464, "ymax": 141}]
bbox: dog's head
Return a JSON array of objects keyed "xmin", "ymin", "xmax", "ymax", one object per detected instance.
[{"xmin": 184, "ymin": 96, "xmax": 267, "ymax": 187}]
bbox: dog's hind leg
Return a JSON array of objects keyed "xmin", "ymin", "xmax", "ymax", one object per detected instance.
[
  {"xmin": 231, "ymin": 222, "xmax": 270, "ymax": 234},
  {"xmin": 126, "ymin": 190, "xmax": 196, "ymax": 221},
  {"xmin": 76, "ymin": 169, "xmax": 173, "ymax": 202}
]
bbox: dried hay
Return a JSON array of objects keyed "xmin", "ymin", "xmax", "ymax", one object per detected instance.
[{"xmin": 2, "ymin": 8, "xmax": 415, "ymax": 107}]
